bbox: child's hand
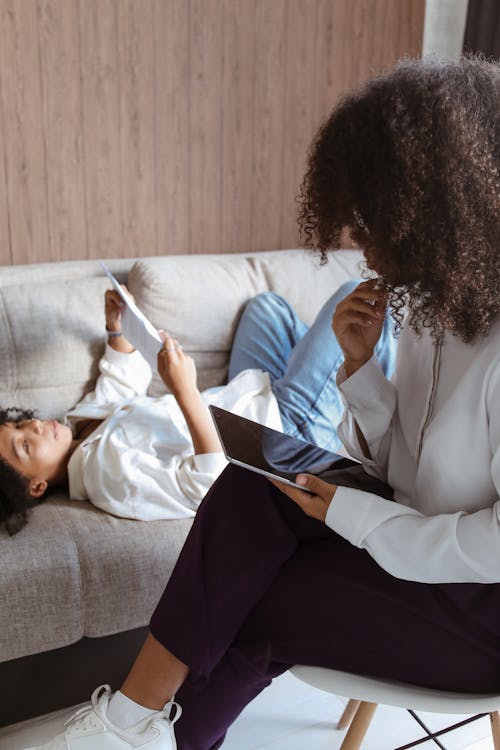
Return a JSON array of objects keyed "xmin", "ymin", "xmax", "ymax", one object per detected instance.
[
  {"xmin": 158, "ymin": 331, "xmax": 198, "ymax": 400},
  {"xmin": 105, "ymin": 287, "xmax": 134, "ymax": 333}
]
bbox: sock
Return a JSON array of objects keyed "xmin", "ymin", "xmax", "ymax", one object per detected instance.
[{"xmin": 107, "ymin": 690, "xmax": 158, "ymax": 729}]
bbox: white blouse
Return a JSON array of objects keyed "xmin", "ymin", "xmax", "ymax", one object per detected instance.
[
  {"xmin": 66, "ymin": 345, "xmax": 282, "ymax": 521},
  {"xmin": 326, "ymin": 319, "xmax": 500, "ymax": 584}
]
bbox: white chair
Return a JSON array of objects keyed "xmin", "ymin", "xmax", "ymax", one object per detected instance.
[{"xmin": 290, "ymin": 666, "xmax": 500, "ymax": 750}]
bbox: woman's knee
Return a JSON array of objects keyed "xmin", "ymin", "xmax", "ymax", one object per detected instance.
[
  {"xmin": 243, "ymin": 291, "xmax": 292, "ymax": 319},
  {"xmin": 329, "ymin": 279, "xmax": 362, "ymax": 307},
  {"xmin": 310, "ymin": 279, "xmax": 361, "ymax": 326}
]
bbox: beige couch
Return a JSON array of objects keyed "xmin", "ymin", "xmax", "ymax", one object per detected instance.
[{"xmin": 0, "ymin": 248, "xmax": 363, "ymax": 727}]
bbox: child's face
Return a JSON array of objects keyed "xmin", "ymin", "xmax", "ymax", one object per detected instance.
[{"xmin": 0, "ymin": 419, "xmax": 73, "ymax": 497}]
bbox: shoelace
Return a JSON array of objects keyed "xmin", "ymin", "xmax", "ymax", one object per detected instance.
[
  {"xmin": 164, "ymin": 699, "xmax": 182, "ymax": 724},
  {"xmin": 63, "ymin": 684, "xmax": 182, "ymax": 736},
  {"xmin": 64, "ymin": 684, "xmax": 111, "ymax": 734},
  {"xmin": 143, "ymin": 698, "xmax": 183, "ymax": 730}
]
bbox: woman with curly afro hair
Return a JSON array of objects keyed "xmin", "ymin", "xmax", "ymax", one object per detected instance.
[
  {"xmin": 32, "ymin": 55, "xmax": 500, "ymax": 750},
  {"xmin": 299, "ymin": 53, "xmax": 500, "ymax": 344}
]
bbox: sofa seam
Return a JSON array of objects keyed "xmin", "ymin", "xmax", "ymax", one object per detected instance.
[
  {"xmin": 54, "ymin": 505, "xmax": 87, "ymax": 640},
  {"xmin": 0, "ymin": 292, "xmax": 16, "ymax": 392}
]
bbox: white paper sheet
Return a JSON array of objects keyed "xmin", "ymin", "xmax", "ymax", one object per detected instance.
[{"xmin": 99, "ymin": 261, "xmax": 162, "ymax": 372}]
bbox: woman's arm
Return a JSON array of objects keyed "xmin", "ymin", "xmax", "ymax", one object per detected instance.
[
  {"xmin": 332, "ymin": 280, "xmax": 397, "ymax": 473},
  {"xmin": 273, "ymin": 473, "xmax": 500, "ymax": 584},
  {"xmin": 336, "ymin": 356, "xmax": 396, "ymax": 478},
  {"xmin": 157, "ymin": 332, "xmax": 222, "ymax": 455},
  {"xmin": 277, "ymin": 366, "xmax": 500, "ymax": 583}
]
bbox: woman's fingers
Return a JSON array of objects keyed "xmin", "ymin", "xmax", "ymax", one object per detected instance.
[
  {"xmin": 333, "ymin": 281, "xmax": 387, "ymax": 331},
  {"xmin": 334, "ymin": 300, "xmax": 384, "ymax": 332},
  {"xmin": 268, "ymin": 475, "xmax": 337, "ymax": 522},
  {"xmin": 341, "ymin": 297, "xmax": 384, "ymax": 319}
]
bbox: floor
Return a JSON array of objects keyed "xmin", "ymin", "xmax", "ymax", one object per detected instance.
[{"xmin": 0, "ymin": 671, "xmax": 494, "ymax": 750}]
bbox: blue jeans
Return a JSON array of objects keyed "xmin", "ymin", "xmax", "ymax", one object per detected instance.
[{"xmin": 228, "ymin": 281, "xmax": 398, "ymax": 452}]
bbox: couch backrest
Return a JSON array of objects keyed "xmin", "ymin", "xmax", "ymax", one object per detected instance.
[{"xmin": 0, "ymin": 249, "xmax": 364, "ymax": 418}]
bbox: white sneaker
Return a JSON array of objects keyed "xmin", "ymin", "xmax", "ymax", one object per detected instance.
[{"xmin": 24, "ymin": 684, "xmax": 182, "ymax": 749}]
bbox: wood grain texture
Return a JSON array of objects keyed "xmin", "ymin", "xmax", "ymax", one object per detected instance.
[
  {"xmin": 189, "ymin": 0, "xmax": 224, "ymax": 253},
  {"xmin": 220, "ymin": 0, "xmax": 256, "ymax": 253},
  {"xmin": 0, "ymin": 0, "xmax": 425, "ymax": 265},
  {"xmin": 117, "ymin": 0, "xmax": 156, "ymax": 258},
  {"xmin": 280, "ymin": 0, "xmax": 320, "ymax": 248},
  {"xmin": 251, "ymin": 0, "xmax": 287, "ymax": 252},
  {"xmin": 0, "ymin": 0, "xmax": 49, "ymax": 264},
  {"xmin": 78, "ymin": 0, "xmax": 122, "ymax": 259},
  {"xmin": 154, "ymin": 0, "xmax": 190, "ymax": 254},
  {"xmin": 38, "ymin": 0, "xmax": 87, "ymax": 261},
  {"xmin": 0, "ymin": 33, "xmax": 11, "ymax": 264}
]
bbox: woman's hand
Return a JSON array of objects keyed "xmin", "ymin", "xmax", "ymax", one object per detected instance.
[
  {"xmin": 269, "ymin": 474, "xmax": 337, "ymax": 522},
  {"xmin": 105, "ymin": 287, "xmax": 134, "ymax": 333},
  {"xmin": 158, "ymin": 331, "xmax": 198, "ymax": 401},
  {"xmin": 332, "ymin": 279, "xmax": 387, "ymax": 375}
]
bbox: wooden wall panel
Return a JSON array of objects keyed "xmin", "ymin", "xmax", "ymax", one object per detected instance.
[
  {"xmin": 117, "ymin": 0, "xmax": 156, "ymax": 258},
  {"xmin": 220, "ymin": 0, "xmax": 256, "ymax": 253},
  {"xmin": 0, "ymin": 14, "xmax": 11, "ymax": 264},
  {"xmin": 0, "ymin": 0, "xmax": 425, "ymax": 266},
  {"xmin": 189, "ymin": 0, "xmax": 224, "ymax": 253},
  {"xmin": 154, "ymin": 0, "xmax": 190, "ymax": 253},
  {"xmin": 38, "ymin": 0, "xmax": 87, "ymax": 261},
  {"xmin": 0, "ymin": 0, "xmax": 49, "ymax": 264},
  {"xmin": 251, "ymin": 0, "xmax": 287, "ymax": 252},
  {"xmin": 78, "ymin": 0, "xmax": 122, "ymax": 260},
  {"xmin": 280, "ymin": 0, "xmax": 320, "ymax": 248}
]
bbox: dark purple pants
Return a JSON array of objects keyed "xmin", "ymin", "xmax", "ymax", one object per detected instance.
[{"xmin": 150, "ymin": 465, "xmax": 500, "ymax": 750}]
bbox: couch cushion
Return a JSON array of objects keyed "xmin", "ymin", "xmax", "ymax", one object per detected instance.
[
  {"xmin": 0, "ymin": 258, "xmax": 133, "ymax": 420},
  {"xmin": 128, "ymin": 249, "xmax": 364, "ymax": 391},
  {"xmin": 0, "ymin": 495, "xmax": 84, "ymax": 661},
  {"xmin": 0, "ymin": 493, "xmax": 192, "ymax": 660},
  {"xmin": 56, "ymin": 499, "xmax": 192, "ymax": 638}
]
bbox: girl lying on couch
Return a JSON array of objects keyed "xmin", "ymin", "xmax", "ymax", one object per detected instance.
[{"xmin": 0, "ymin": 282, "xmax": 397, "ymax": 534}]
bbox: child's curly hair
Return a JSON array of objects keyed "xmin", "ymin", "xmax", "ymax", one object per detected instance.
[
  {"xmin": 298, "ymin": 53, "xmax": 500, "ymax": 343},
  {"xmin": 0, "ymin": 407, "xmax": 39, "ymax": 536}
]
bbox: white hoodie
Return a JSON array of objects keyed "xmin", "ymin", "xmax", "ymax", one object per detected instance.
[{"xmin": 66, "ymin": 345, "xmax": 282, "ymax": 521}]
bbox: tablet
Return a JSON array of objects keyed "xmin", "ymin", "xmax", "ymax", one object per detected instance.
[
  {"xmin": 209, "ymin": 405, "xmax": 357, "ymax": 492},
  {"xmin": 209, "ymin": 405, "xmax": 393, "ymax": 499}
]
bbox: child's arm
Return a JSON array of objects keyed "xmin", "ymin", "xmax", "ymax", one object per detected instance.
[
  {"xmin": 68, "ymin": 288, "xmax": 152, "ymax": 417},
  {"xmin": 157, "ymin": 331, "xmax": 222, "ymax": 455},
  {"xmin": 105, "ymin": 288, "xmax": 135, "ymax": 353}
]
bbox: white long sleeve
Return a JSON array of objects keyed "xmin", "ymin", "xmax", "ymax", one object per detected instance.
[
  {"xmin": 327, "ymin": 321, "xmax": 500, "ymax": 583},
  {"xmin": 67, "ymin": 367, "xmax": 283, "ymax": 520},
  {"xmin": 336, "ymin": 355, "xmax": 396, "ymax": 480},
  {"xmin": 68, "ymin": 344, "xmax": 152, "ymax": 417},
  {"xmin": 83, "ymin": 424, "xmax": 228, "ymax": 520},
  {"xmin": 326, "ymin": 487, "xmax": 500, "ymax": 583}
]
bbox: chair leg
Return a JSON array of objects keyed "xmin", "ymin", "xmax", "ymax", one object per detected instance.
[
  {"xmin": 490, "ymin": 712, "xmax": 500, "ymax": 750},
  {"xmin": 337, "ymin": 699, "xmax": 361, "ymax": 730},
  {"xmin": 339, "ymin": 701, "xmax": 377, "ymax": 750}
]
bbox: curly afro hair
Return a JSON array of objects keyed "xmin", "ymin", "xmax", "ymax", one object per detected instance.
[
  {"xmin": 298, "ymin": 53, "xmax": 500, "ymax": 343},
  {"xmin": 0, "ymin": 407, "xmax": 39, "ymax": 536}
]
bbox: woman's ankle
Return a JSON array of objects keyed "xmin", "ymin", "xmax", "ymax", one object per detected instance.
[{"xmin": 120, "ymin": 633, "xmax": 189, "ymax": 710}]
